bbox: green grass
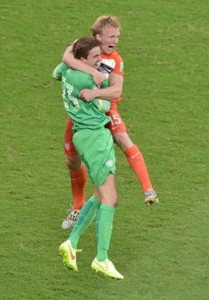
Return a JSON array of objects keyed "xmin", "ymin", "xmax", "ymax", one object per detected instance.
[{"xmin": 1, "ymin": 1, "xmax": 209, "ymax": 299}]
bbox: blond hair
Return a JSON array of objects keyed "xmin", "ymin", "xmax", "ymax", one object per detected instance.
[{"xmin": 91, "ymin": 15, "xmax": 121, "ymax": 36}]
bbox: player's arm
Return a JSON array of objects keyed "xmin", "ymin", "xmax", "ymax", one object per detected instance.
[
  {"xmin": 79, "ymin": 72, "xmax": 123, "ymax": 101},
  {"xmin": 62, "ymin": 44, "xmax": 105, "ymax": 86}
]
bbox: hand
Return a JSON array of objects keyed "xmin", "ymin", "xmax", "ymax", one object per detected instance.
[{"xmin": 79, "ymin": 89, "xmax": 98, "ymax": 102}]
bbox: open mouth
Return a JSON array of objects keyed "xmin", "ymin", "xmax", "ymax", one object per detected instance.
[{"xmin": 107, "ymin": 45, "xmax": 114, "ymax": 52}]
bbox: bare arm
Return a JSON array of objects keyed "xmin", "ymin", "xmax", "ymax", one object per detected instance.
[
  {"xmin": 62, "ymin": 45, "xmax": 105, "ymax": 86},
  {"xmin": 79, "ymin": 72, "xmax": 123, "ymax": 101}
]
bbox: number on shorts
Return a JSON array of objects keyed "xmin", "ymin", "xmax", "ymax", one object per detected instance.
[{"xmin": 110, "ymin": 114, "xmax": 122, "ymax": 126}]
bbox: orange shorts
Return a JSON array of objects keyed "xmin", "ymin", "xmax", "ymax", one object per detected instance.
[
  {"xmin": 64, "ymin": 102, "xmax": 127, "ymax": 156},
  {"xmin": 106, "ymin": 102, "xmax": 127, "ymax": 135}
]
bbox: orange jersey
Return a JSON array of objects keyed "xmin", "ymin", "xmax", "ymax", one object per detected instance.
[{"xmin": 100, "ymin": 49, "xmax": 124, "ymax": 103}]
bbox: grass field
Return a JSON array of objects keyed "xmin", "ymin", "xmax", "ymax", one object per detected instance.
[{"xmin": 1, "ymin": 1, "xmax": 209, "ymax": 299}]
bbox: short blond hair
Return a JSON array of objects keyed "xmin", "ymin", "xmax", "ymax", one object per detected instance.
[{"xmin": 91, "ymin": 15, "xmax": 121, "ymax": 36}]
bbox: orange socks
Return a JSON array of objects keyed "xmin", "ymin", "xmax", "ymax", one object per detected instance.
[
  {"xmin": 70, "ymin": 164, "xmax": 87, "ymax": 210},
  {"xmin": 125, "ymin": 145, "xmax": 153, "ymax": 193}
]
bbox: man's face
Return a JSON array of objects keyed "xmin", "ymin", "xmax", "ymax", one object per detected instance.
[
  {"xmin": 96, "ymin": 27, "xmax": 120, "ymax": 54},
  {"xmin": 81, "ymin": 46, "xmax": 102, "ymax": 68}
]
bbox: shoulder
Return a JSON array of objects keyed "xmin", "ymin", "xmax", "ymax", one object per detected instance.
[
  {"xmin": 67, "ymin": 70, "xmax": 95, "ymax": 88},
  {"xmin": 58, "ymin": 63, "xmax": 70, "ymax": 75},
  {"xmin": 111, "ymin": 49, "xmax": 123, "ymax": 62},
  {"xmin": 68, "ymin": 69, "xmax": 92, "ymax": 80},
  {"xmin": 101, "ymin": 50, "xmax": 123, "ymax": 63},
  {"xmin": 101, "ymin": 50, "xmax": 124, "ymax": 75}
]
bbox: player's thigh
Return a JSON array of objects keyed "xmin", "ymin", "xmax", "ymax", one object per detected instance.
[
  {"xmin": 106, "ymin": 104, "xmax": 127, "ymax": 135},
  {"xmin": 97, "ymin": 174, "xmax": 118, "ymax": 206},
  {"xmin": 64, "ymin": 116, "xmax": 78, "ymax": 156}
]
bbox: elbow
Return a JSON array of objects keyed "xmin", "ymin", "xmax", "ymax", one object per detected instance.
[
  {"xmin": 115, "ymin": 88, "xmax": 122, "ymax": 98},
  {"xmin": 62, "ymin": 45, "xmax": 73, "ymax": 64},
  {"xmin": 62, "ymin": 54, "xmax": 68, "ymax": 64}
]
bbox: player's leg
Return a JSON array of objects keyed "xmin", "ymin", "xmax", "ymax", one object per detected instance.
[
  {"xmin": 106, "ymin": 103, "xmax": 158, "ymax": 205},
  {"xmin": 91, "ymin": 175, "xmax": 123, "ymax": 279},
  {"xmin": 78, "ymin": 128, "xmax": 122, "ymax": 279},
  {"xmin": 73, "ymin": 127, "xmax": 123, "ymax": 278},
  {"xmin": 66, "ymin": 155, "xmax": 87, "ymax": 210},
  {"xmin": 95, "ymin": 174, "xmax": 117, "ymax": 262},
  {"xmin": 62, "ymin": 171, "xmax": 117, "ymax": 249},
  {"xmin": 62, "ymin": 117, "xmax": 87, "ymax": 229},
  {"xmin": 59, "ymin": 194, "xmax": 101, "ymax": 271},
  {"xmin": 59, "ymin": 128, "xmax": 113, "ymax": 272},
  {"xmin": 69, "ymin": 194, "xmax": 101, "ymax": 249}
]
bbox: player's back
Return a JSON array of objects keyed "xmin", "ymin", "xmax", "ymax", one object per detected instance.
[{"xmin": 62, "ymin": 68, "xmax": 110, "ymax": 132}]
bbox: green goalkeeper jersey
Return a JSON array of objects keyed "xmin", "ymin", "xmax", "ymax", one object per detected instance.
[{"xmin": 53, "ymin": 63, "xmax": 111, "ymax": 132}]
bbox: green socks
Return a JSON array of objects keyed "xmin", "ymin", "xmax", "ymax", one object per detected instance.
[
  {"xmin": 69, "ymin": 200, "xmax": 116, "ymax": 262},
  {"xmin": 96, "ymin": 204, "xmax": 115, "ymax": 261},
  {"xmin": 69, "ymin": 196, "xmax": 101, "ymax": 249}
]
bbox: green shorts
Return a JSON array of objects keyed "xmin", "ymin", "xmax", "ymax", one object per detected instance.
[{"xmin": 73, "ymin": 128, "xmax": 116, "ymax": 187}]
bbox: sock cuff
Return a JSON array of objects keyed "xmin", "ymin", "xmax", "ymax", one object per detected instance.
[
  {"xmin": 100, "ymin": 204, "xmax": 115, "ymax": 213},
  {"xmin": 125, "ymin": 144, "xmax": 140, "ymax": 158},
  {"xmin": 88, "ymin": 196, "xmax": 101, "ymax": 207}
]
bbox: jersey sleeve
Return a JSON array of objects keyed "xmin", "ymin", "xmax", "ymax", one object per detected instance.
[
  {"xmin": 112, "ymin": 51, "xmax": 124, "ymax": 76},
  {"xmin": 101, "ymin": 78, "xmax": 109, "ymax": 89},
  {"xmin": 52, "ymin": 62, "xmax": 68, "ymax": 80}
]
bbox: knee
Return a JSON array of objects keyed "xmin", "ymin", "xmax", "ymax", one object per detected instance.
[
  {"xmin": 113, "ymin": 132, "xmax": 133, "ymax": 151},
  {"xmin": 112, "ymin": 192, "xmax": 118, "ymax": 207},
  {"xmin": 108, "ymin": 191, "xmax": 118, "ymax": 207},
  {"xmin": 99, "ymin": 190, "xmax": 118, "ymax": 207},
  {"xmin": 66, "ymin": 155, "xmax": 82, "ymax": 172}
]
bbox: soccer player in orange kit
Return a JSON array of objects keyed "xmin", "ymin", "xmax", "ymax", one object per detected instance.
[{"xmin": 57, "ymin": 16, "xmax": 159, "ymax": 229}]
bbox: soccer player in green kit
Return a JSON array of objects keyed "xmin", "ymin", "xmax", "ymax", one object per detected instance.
[{"xmin": 57, "ymin": 37, "xmax": 123, "ymax": 280}]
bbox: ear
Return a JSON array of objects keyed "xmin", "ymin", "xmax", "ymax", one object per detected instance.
[{"xmin": 95, "ymin": 33, "xmax": 102, "ymax": 41}]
